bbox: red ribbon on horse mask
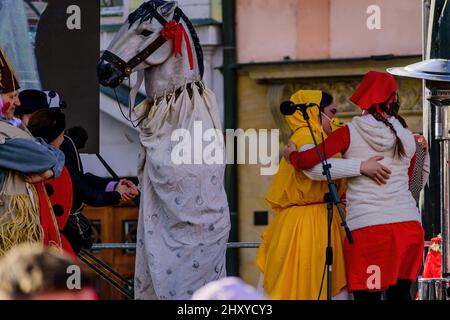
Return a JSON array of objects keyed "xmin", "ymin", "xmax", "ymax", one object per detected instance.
[{"xmin": 160, "ymin": 20, "xmax": 194, "ymax": 70}]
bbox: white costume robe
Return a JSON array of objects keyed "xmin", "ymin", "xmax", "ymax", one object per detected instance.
[{"xmin": 133, "ymin": 83, "xmax": 231, "ymax": 300}]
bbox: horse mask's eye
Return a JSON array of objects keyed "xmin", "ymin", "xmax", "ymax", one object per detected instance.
[{"xmin": 140, "ymin": 29, "xmax": 153, "ymax": 37}]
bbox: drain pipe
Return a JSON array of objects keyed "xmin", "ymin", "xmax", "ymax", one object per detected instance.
[{"xmin": 222, "ymin": 0, "xmax": 239, "ymax": 276}]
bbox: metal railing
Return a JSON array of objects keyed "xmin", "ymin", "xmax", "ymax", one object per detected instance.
[
  {"xmin": 79, "ymin": 242, "xmax": 260, "ymax": 300},
  {"xmin": 78, "ymin": 249, "xmax": 134, "ymax": 299},
  {"xmin": 91, "ymin": 242, "xmax": 261, "ymax": 251},
  {"xmin": 91, "ymin": 241, "xmax": 431, "ymax": 250}
]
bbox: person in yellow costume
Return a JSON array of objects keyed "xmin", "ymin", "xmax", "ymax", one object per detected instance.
[{"xmin": 256, "ymin": 90, "xmax": 383, "ymax": 300}]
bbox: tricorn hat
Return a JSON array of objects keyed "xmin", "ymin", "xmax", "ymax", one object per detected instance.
[{"xmin": 0, "ymin": 48, "xmax": 20, "ymax": 94}]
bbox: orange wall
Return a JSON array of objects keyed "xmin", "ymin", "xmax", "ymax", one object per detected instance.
[
  {"xmin": 236, "ymin": 0, "xmax": 298, "ymax": 63},
  {"xmin": 297, "ymin": 0, "xmax": 330, "ymax": 59},
  {"xmin": 330, "ymin": 0, "xmax": 422, "ymax": 58},
  {"xmin": 236, "ymin": 0, "xmax": 422, "ymax": 63}
]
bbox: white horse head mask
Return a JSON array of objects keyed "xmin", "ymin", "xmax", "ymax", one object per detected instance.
[{"xmin": 97, "ymin": 0, "xmax": 203, "ymax": 90}]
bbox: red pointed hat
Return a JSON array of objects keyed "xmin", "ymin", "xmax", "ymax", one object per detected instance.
[{"xmin": 350, "ymin": 71, "xmax": 397, "ymax": 110}]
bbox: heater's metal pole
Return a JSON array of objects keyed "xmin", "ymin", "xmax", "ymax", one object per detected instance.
[
  {"xmin": 428, "ymin": 88, "xmax": 450, "ymax": 278},
  {"xmin": 387, "ymin": 0, "xmax": 450, "ymax": 300}
]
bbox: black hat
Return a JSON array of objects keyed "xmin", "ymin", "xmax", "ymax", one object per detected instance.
[
  {"xmin": 27, "ymin": 109, "xmax": 66, "ymax": 144},
  {"xmin": 16, "ymin": 89, "xmax": 67, "ymax": 117},
  {"xmin": 16, "ymin": 89, "xmax": 49, "ymax": 116},
  {"xmin": 0, "ymin": 48, "xmax": 20, "ymax": 94}
]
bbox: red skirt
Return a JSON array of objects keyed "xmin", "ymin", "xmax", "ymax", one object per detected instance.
[{"xmin": 343, "ymin": 221, "xmax": 424, "ymax": 292}]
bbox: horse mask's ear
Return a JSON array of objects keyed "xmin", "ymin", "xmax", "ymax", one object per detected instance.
[{"xmin": 157, "ymin": 1, "xmax": 178, "ymax": 18}]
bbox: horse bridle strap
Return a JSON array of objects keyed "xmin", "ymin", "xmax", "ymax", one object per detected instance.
[{"xmin": 101, "ymin": 9, "xmax": 182, "ymax": 77}]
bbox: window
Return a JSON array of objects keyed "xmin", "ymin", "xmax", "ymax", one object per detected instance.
[{"xmin": 101, "ymin": 0, "xmax": 124, "ymax": 16}]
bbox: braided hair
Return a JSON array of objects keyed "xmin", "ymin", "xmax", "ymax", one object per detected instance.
[
  {"xmin": 368, "ymin": 93, "xmax": 407, "ymax": 159},
  {"xmin": 386, "ymin": 94, "xmax": 408, "ymax": 128}
]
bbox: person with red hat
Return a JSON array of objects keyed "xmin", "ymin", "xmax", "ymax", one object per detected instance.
[{"xmin": 284, "ymin": 71, "xmax": 428, "ymax": 300}]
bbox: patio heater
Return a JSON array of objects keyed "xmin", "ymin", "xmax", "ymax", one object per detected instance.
[{"xmin": 387, "ymin": 0, "xmax": 450, "ymax": 300}]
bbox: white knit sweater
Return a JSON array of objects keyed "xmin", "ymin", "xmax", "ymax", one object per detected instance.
[
  {"xmin": 344, "ymin": 115, "xmax": 421, "ymax": 231},
  {"xmin": 300, "ymin": 145, "xmax": 362, "ymax": 181}
]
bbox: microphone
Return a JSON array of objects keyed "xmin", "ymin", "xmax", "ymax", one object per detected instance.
[{"xmin": 280, "ymin": 101, "xmax": 318, "ymax": 115}]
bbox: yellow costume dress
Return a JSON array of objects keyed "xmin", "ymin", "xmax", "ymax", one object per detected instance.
[{"xmin": 256, "ymin": 90, "xmax": 348, "ymax": 300}]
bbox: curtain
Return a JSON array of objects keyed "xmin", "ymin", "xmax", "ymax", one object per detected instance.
[{"xmin": 0, "ymin": 0, "xmax": 41, "ymax": 89}]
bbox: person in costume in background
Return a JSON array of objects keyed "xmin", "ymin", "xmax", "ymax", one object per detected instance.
[
  {"xmin": 65, "ymin": 126, "xmax": 88, "ymax": 151},
  {"xmin": 16, "ymin": 89, "xmax": 139, "ymax": 253},
  {"xmin": 60, "ymin": 124, "xmax": 138, "ymax": 253},
  {"xmin": 256, "ymin": 90, "xmax": 389, "ymax": 300},
  {"xmin": 59, "ymin": 123, "xmax": 138, "ymax": 211},
  {"xmin": 27, "ymin": 109, "xmax": 75, "ymax": 257},
  {"xmin": 286, "ymin": 72, "xmax": 426, "ymax": 300},
  {"xmin": 0, "ymin": 48, "xmax": 65, "ymax": 256}
]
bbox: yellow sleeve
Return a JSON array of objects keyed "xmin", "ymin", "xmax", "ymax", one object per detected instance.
[{"xmin": 290, "ymin": 127, "xmax": 317, "ymax": 149}]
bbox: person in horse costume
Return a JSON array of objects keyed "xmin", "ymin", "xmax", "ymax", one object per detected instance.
[{"xmin": 97, "ymin": 1, "xmax": 230, "ymax": 300}]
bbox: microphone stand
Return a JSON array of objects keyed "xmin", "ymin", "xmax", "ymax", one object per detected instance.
[{"xmin": 298, "ymin": 105, "xmax": 354, "ymax": 301}]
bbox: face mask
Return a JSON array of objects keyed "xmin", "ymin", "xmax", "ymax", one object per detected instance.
[
  {"xmin": 321, "ymin": 111, "xmax": 333, "ymax": 123},
  {"xmin": 330, "ymin": 117, "xmax": 344, "ymax": 131},
  {"xmin": 321, "ymin": 112, "xmax": 344, "ymax": 131}
]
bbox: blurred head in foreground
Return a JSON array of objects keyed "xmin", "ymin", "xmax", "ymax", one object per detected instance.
[
  {"xmin": 192, "ymin": 277, "xmax": 268, "ymax": 300},
  {"xmin": 0, "ymin": 243, "xmax": 97, "ymax": 300}
]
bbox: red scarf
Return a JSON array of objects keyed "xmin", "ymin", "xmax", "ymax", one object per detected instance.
[{"xmin": 350, "ymin": 71, "xmax": 397, "ymax": 111}]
